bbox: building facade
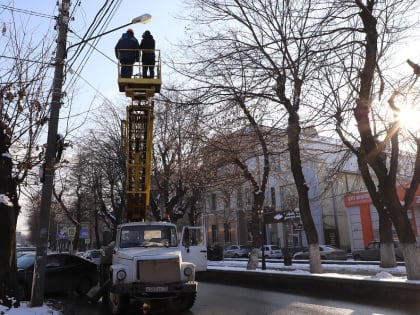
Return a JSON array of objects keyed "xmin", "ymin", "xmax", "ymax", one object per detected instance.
[
  {"xmin": 200, "ymin": 130, "xmax": 418, "ymax": 253},
  {"xmin": 345, "ymin": 187, "xmax": 420, "ymax": 251}
]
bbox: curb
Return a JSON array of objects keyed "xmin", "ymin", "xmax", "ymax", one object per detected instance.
[{"xmin": 197, "ymin": 269, "xmax": 420, "ymax": 303}]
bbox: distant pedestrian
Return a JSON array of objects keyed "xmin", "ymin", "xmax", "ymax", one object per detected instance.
[
  {"xmin": 162, "ymin": 213, "xmax": 171, "ymax": 222},
  {"xmin": 139, "ymin": 30, "xmax": 155, "ymax": 78},
  {"xmin": 115, "ymin": 29, "xmax": 140, "ymax": 78}
]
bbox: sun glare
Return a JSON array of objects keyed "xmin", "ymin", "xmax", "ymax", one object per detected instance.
[{"xmin": 397, "ymin": 106, "xmax": 420, "ymax": 132}]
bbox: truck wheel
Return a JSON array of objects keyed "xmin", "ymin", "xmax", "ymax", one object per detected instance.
[
  {"xmin": 108, "ymin": 291, "xmax": 129, "ymax": 315},
  {"xmin": 170, "ymin": 292, "xmax": 196, "ymax": 312}
]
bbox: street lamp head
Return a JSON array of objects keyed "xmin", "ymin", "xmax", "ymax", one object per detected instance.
[{"xmin": 132, "ymin": 13, "xmax": 152, "ymax": 24}]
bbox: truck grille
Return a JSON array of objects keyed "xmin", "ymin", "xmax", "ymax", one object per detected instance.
[{"xmin": 137, "ymin": 258, "xmax": 180, "ymax": 283}]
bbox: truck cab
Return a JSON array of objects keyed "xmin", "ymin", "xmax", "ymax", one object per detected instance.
[{"xmin": 103, "ymin": 222, "xmax": 206, "ymax": 314}]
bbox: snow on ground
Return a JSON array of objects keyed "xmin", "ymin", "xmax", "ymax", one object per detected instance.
[
  {"xmin": 0, "ymin": 301, "xmax": 58, "ymax": 315},
  {"xmin": 1, "ymin": 260, "xmax": 418, "ymax": 314},
  {"xmin": 208, "ymin": 259, "xmax": 418, "ymax": 283}
]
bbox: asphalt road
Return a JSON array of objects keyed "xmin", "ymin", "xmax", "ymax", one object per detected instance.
[{"xmin": 46, "ymin": 281, "xmax": 420, "ymax": 315}]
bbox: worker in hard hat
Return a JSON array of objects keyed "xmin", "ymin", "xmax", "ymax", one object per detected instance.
[
  {"xmin": 139, "ymin": 30, "xmax": 155, "ymax": 78},
  {"xmin": 115, "ymin": 29, "xmax": 140, "ymax": 78}
]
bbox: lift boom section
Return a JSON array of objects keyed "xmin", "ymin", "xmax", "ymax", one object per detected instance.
[{"xmin": 118, "ymin": 49, "xmax": 161, "ymax": 221}]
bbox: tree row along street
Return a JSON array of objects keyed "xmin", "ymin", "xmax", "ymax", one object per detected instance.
[{"xmin": 1, "ymin": 0, "xmax": 420, "ymax": 312}]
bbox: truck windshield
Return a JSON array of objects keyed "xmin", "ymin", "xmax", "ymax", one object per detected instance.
[{"xmin": 120, "ymin": 225, "xmax": 178, "ymax": 248}]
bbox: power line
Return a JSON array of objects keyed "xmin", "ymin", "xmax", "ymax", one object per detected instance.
[
  {"xmin": 65, "ymin": 1, "xmax": 122, "ymax": 91},
  {"xmin": 0, "ymin": 4, "xmax": 55, "ymax": 19},
  {"xmin": 0, "ymin": 54, "xmax": 54, "ymax": 66},
  {"xmin": 66, "ymin": 67, "xmax": 113, "ymax": 107},
  {"xmin": 67, "ymin": 30, "xmax": 116, "ymax": 65}
]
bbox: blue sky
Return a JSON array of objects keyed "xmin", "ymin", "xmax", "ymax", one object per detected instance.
[
  {"xmin": 3, "ymin": 0, "xmax": 187, "ymax": 230},
  {"xmin": 3, "ymin": 0, "xmax": 187, "ymax": 132}
]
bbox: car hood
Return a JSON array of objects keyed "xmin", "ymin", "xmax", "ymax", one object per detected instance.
[{"xmin": 115, "ymin": 247, "xmax": 182, "ymax": 261}]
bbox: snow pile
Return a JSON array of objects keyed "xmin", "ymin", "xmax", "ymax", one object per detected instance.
[
  {"xmin": 0, "ymin": 302, "xmax": 58, "ymax": 315},
  {"xmin": 373, "ymin": 271, "xmax": 395, "ymax": 279},
  {"xmin": 207, "ymin": 259, "xmax": 409, "ymax": 281},
  {"xmin": 0, "ymin": 194, "xmax": 13, "ymax": 207}
]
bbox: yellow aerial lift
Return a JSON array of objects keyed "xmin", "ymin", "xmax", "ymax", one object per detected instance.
[
  {"xmin": 94, "ymin": 46, "xmax": 205, "ymax": 315},
  {"xmin": 118, "ymin": 49, "xmax": 161, "ymax": 221}
]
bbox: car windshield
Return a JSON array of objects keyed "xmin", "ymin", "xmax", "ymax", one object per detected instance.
[
  {"xmin": 270, "ymin": 245, "xmax": 280, "ymax": 250},
  {"xmin": 17, "ymin": 253, "xmax": 35, "ymax": 269},
  {"xmin": 323, "ymin": 245, "xmax": 339, "ymax": 250},
  {"xmin": 89, "ymin": 251, "xmax": 102, "ymax": 258},
  {"xmin": 120, "ymin": 225, "xmax": 178, "ymax": 248}
]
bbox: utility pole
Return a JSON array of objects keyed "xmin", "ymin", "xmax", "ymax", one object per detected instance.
[{"xmin": 31, "ymin": 0, "xmax": 70, "ymax": 307}]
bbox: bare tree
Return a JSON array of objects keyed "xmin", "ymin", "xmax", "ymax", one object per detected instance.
[
  {"xmin": 330, "ymin": 0, "xmax": 420, "ymax": 279},
  {"xmin": 0, "ymin": 16, "xmax": 54, "ymax": 302},
  {"xmin": 52, "ymin": 152, "xmax": 96, "ymax": 253},
  {"xmin": 152, "ymin": 89, "xmax": 208, "ymax": 224},
  {"xmin": 77, "ymin": 102, "xmax": 126, "ymax": 238},
  {"xmin": 23, "ymin": 188, "xmax": 63, "ymax": 250},
  {"xmin": 178, "ymin": 0, "xmax": 351, "ymax": 272}
]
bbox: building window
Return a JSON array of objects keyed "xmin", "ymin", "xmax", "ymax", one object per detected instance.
[
  {"xmin": 224, "ymin": 223, "xmax": 231, "ymax": 242},
  {"xmin": 212, "ymin": 225, "xmax": 218, "ymax": 243},
  {"xmin": 224, "ymin": 192, "xmax": 231, "ymax": 209},
  {"xmin": 280, "ymin": 184, "xmax": 298, "ymax": 211},
  {"xmin": 247, "ymin": 220, "xmax": 253, "ymax": 242},
  {"xmin": 237, "ymin": 188, "xmax": 243, "ymax": 209},
  {"xmin": 211, "ymin": 193, "xmax": 217, "ymax": 211},
  {"xmin": 271, "ymin": 187, "xmax": 276, "ymax": 208},
  {"xmin": 245, "ymin": 188, "xmax": 253, "ymax": 207}
]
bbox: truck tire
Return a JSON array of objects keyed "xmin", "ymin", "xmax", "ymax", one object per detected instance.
[
  {"xmin": 108, "ymin": 291, "xmax": 129, "ymax": 315},
  {"xmin": 170, "ymin": 292, "xmax": 196, "ymax": 312}
]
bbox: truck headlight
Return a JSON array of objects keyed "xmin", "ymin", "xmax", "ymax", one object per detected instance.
[
  {"xmin": 116, "ymin": 269, "xmax": 127, "ymax": 281},
  {"xmin": 183, "ymin": 267, "xmax": 193, "ymax": 277}
]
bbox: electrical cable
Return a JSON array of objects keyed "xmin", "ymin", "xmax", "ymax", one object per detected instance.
[
  {"xmin": 64, "ymin": 0, "xmax": 122, "ymax": 92},
  {"xmin": 0, "ymin": 55, "xmax": 54, "ymax": 66},
  {"xmin": 0, "ymin": 4, "xmax": 55, "ymax": 19}
]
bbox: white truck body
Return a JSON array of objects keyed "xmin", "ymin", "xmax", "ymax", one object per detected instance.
[{"xmin": 104, "ymin": 222, "xmax": 207, "ymax": 314}]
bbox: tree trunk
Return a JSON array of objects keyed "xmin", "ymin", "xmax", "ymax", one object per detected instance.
[
  {"xmin": 247, "ymin": 247, "xmax": 260, "ymax": 270},
  {"xmin": 358, "ymin": 158, "xmax": 397, "ymax": 268},
  {"xmin": 247, "ymin": 205, "xmax": 263, "ymax": 270},
  {"xmin": 0, "ymin": 128, "xmax": 19, "ymax": 304},
  {"xmin": 308, "ymin": 244, "xmax": 322, "ymax": 273},
  {"xmin": 380, "ymin": 242, "xmax": 396, "ymax": 268},
  {"xmin": 72, "ymin": 224, "xmax": 81, "ymax": 254},
  {"xmin": 95, "ymin": 210, "xmax": 101, "ymax": 248},
  {"xmin": 288, "ymin": 112, "xmax": 322, "ymax": 274},
  {"xmin": 352, "ymin": 1, "xmax": 420, "ymax": 279},
  {"xmin": 382, "ymin": 182, "xmax": 420, "ymax": 279},
  {"xmin": 401, "ymin": 243, "xmax": 420, "ymax": 280},
  {"xmin": 378, "ymin": 214, "xmax": 396, "ymax": 268}
]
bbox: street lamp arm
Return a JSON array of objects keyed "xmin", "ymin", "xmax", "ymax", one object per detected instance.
[
  {"xmin": 66, "ymin": 22, "xmax": 130, "ymax": 52},
  {"xmin": 66, "ymin": 13, "xmax": 151, "ymax": 53}
]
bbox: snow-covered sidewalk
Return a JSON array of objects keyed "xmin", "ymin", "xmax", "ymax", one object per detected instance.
[
  {"xmin": 0, "ymin": 302, "xmax": 58, "ymax": 315},
  {"xmin": 208, "ymin": 259, "xmax": 414, "ymax": 283}
]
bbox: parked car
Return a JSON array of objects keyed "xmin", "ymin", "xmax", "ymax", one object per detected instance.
[
  {"xmin": 223, "ymin": 245, "xmax": 250, "ymax": 258},
  {"xmin": 207, "ymin": 244, "xmax": 223, "ymax": 261},
  {"xmin": 293, "ymin": 245, "xmax": 347, "ymax": 260},
  {"xmin": 352, "ymin": 240, "xmax": 403, "ymax": 261},
  {"xmin": 82, "ymin": 249, "xmax": 104, "ymax": 265},
  {"xmin": 16, "ymin": 246, "xmax": 36, "ymax": 258},
  {"xmin": 258, "ymin": 245, "xmax": 283, "ymax": 259},
  {"xmin": 17, "ymin": 253, "xmax": 99, "ymax": 300}
]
